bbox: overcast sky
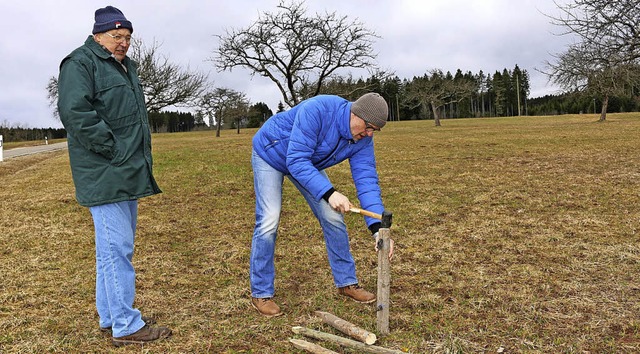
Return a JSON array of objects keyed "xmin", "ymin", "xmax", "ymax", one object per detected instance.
[{"xmin": 0, "ymin": 0, "xmax": 573, "ymax": 129}]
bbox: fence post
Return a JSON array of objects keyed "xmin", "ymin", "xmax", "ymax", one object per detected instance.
[{"xmin": 0, "ymin": 134, "xmax": 3, "ymax": 162}]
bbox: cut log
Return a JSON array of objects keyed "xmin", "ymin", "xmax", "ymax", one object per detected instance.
[
  {"xmin": 289, "ymin": 338, "xmax": 339, "ymax": 354},
  {"xmin": 377, "ymin": 227, "xmax": 391, "ymax": 335},
  {"xmin": 314, "ymin": 310, "xmax": 377, "ymax": 345},
  {"xmin": 292, "ymin": 326, "xmax": 407, "ymax": 354}
]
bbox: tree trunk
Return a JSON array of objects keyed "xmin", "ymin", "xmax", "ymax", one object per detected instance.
[
  {"xmin": 599, "ymin": 95, "xmax": 608, "ymax": 122},
  {"xmin": 216, "ymin": 109, "xmax": 222, "ymax": 137},
  {"xmin": 431, "ymin": 102, "xmax": 441, "ymax": 127}
]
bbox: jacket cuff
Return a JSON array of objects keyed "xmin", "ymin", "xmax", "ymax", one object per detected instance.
[
  {"xmin": 368, "ymin": 222, "xmax": 381, "ymax": 235},
  {"xmin": 322, "ymin": 187, "xmax": 336, "ymax": 202}
]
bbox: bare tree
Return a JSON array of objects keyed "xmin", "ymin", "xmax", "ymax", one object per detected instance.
[
  {"xmin": 545, "ymin": 0, "xmax": 640, "ymax": 121},
  {"xmin": 46, "ymin": 77, "xmax": 59, "ymax": 118},
  {"xmin": 226, "ymin": 99, "xmax": 250, "ymax": 134},
  {"xmin": 550, "ymin": 0, "xmax": 639, "ymax": 62},
  {"xmin": 46, "ymin": 38, "xmax": 210, "ymax": 121},
  {"xmin": 197, "ymin": 87, "xmax": 248, "ymax": 137},
  {"xmin": 405, "ymin": 70, "xmax": 474, "ymax": 127},
  {"xmin": 130, "ymin": 38, "xmax": 210, "ymax": 113},
  {"xmin": 214, "ymin": 0, "xmax": 380, "ymax": 107}
]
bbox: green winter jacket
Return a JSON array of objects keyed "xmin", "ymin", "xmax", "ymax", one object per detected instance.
[{"xmin": 57, "ymin": 36, "xmax": 161, "ymax": 207}]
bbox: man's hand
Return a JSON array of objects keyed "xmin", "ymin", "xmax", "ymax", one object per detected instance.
[
  {"xmin": 328, "ymin": 191, "xmax": 351, "ymax": 213},
  {"xmin": 374, "ymin": 232, "xmax": 395, "ymax": 261}
]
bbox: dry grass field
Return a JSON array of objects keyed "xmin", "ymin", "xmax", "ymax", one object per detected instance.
[{"xmin": 1, "ymin": 113, "xmax": 640, "ymax": 353}]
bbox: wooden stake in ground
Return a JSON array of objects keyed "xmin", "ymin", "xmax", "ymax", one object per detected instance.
[
  {"xmin": 292, "ymin": 326, "xmax": 407, "ymax": 354},
  {"xmin": 377, "ymin": 211, "xmax": 393, "ymax": 335},
  {"xmin": 289, "ymin": 338, "xmax": 339, "ymax": 354},
  {"xmin": 314, "ymin": 311, "xmax": 377, "ymax": 345}
]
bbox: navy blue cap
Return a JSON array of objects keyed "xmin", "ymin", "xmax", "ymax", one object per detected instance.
[{"xmin": 92, "ymin": 6, "xmax": 133, "ymax": 34}]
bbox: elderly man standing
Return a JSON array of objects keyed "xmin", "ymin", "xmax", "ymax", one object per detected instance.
[
  {"xmin": 57, "ymin": 6, "xmax": 171, "ymax": 346},
  {"xmin": 250, "ymin": 93, "xmax": 395, "ymax": 317}
]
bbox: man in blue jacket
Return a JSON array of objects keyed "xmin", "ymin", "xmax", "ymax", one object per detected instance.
[{"xmin": 250, "ymin": 92, "xmax": 395, "ymax": 317}]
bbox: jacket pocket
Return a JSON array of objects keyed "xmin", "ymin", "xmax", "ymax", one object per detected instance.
[
  {"xmin": 264, "ymin": 140, "xmax": 280, "ymax": 151},
  {"xmin": 108, "ymin": 112, "xmax": 138, "ymax": 130},
  {"xmin": 95, "ymin": 75, "xmax": 139, "ymax": 128}
]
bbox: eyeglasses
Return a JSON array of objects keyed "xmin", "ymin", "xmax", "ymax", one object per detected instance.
[
  {"xmin": 104, "ymin": 33, "xmax": 133, "ymax": 43},
  {"xmin": 365, "ymin": 122, "xmax": 380, "ymax": 133}
]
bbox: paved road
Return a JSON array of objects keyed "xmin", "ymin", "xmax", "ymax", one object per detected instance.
[{"xmin": 2, "ymin": 142, "xmax": 68, "ymax": 159}]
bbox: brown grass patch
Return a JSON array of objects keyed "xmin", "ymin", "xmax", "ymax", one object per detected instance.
[{"xmin": 1, "ymin": 114, "xmax": 640, "ymax": 353}]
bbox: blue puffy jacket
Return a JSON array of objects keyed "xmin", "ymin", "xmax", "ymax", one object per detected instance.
[{"xmin": 252, "ymin": 95, "xmax": 383, "ymax": 227}]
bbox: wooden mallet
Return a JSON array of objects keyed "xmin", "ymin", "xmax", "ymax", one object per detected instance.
[{"xmin": 349, "ymin": 206, "xmax": 394, "ymax": 336}]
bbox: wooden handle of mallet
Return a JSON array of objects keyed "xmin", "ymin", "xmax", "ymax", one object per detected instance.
[{"xmin": 349, "ymin": 206, "xmax": 382, "ymax": 220}]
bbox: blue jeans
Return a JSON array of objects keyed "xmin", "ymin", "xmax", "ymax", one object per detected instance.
[
  {"xmin": 250, "ymin": 149, "xmax": 358, "ymax": 298},
  {"xmin": 89, "ymin": 200, "xmax": 145, "ymax": 337}
]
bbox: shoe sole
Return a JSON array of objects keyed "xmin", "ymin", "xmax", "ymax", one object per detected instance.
[
  {"xmin": 112, "ymin": 332, "xmax": 171, "ymax": 347},
  {"xmin": 251, "ymin": 301, "xmax": 284, "ymax": 318},
  {"xmin": 349, "ymin": 297, "xmax": 376, "ymax": 304},
  {"xmin": 339, "ymin": 292, "xmax": 377, "ymax": 304}
]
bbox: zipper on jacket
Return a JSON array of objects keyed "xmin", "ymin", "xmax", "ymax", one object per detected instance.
[{"xmin": 264, "ymin": 140, "xmax": 279, "ymax": 151}]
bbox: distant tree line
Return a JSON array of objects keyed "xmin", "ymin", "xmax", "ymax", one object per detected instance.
[
  {"xmin": 148, "ymin": 101, "xmax": 273, "ymax": 134},
  {"xmin": 148, "ymin": 111, "xmax": 203, "ymax": 133},
  {"xmin": 314, "ymin": 65, "xmax": 532, "ymax": 124},
  {"xmin": 1, "ymin": 100, "xmax": 274, "ymax": 142},
  {"xmin": 0, "ymin": 123, "xmax": 66, "ymax": 142},
  {"xmin": 528, "ymin": 92, "xmax": 640, "ymax": 116},
  {"xmin": 313, "ymin": 64, "xmax": 639, "ymax": 123}
]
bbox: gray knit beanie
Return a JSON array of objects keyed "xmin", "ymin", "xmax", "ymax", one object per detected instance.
[{"xmin": 351, "ymin": 93, "xmax": 388, "ymax": 128}]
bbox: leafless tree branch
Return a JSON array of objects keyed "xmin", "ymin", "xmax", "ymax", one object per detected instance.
[{"xmin": 214, "ymin": 0, "xmax": 380, "ymax": 107}]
